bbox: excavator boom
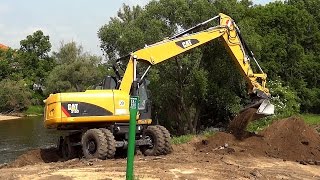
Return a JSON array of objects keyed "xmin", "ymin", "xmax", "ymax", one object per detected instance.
[{"xmin": 119, "ymin": 13, "xmax": 274, "ymax": 117}]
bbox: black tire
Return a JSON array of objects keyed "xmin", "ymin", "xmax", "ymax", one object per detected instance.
[
  {"xmin": 155, "ymin": 125, "xmax": 173, "ymax": 155},
  {"xmin": 99, "ymin": 128, "xmax": 116, "ymax": 159},
  {"xmin": 57, "ymin": 136, "xmax": 64, "ymax": 157},
  {"xmin": 81, "ymin": 129, "xmax": 108, "ymax": 160},
  {"xmin": 61, "ymin": 136, "xmax": 77, "ymax": 160},
  {"xmin": 140, "ymin": 126, "xmax": 165, "ymax": 156}
]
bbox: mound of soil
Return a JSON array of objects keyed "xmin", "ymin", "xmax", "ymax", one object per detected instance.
[
  {"xmin": 197, "ymin": 116, "xmax": 320, "ymax": 162},
  {"xmin": 7, "ymin": 147, "xmax": 60, "ymax": 168}
]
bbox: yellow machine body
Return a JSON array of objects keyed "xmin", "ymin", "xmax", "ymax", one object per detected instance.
[{"xmin": 44, "ymin": 90, "xmax": 137, "ymax": 129}]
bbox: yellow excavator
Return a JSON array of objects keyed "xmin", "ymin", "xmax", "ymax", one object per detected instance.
[{"xmin": 44, "ymin": 13, "xmax": 274, "ymax": 160}]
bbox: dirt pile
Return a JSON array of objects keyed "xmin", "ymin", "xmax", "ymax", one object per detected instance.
[
  {"xmin": 7, "ymin": 147, "xmax": 60, "ymax": 168},
  {"xmin": 198, "ymin": 116, "xmax": 320, "ymax": 163}
]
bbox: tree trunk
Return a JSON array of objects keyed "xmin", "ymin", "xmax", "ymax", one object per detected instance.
[{"xmin": 192, "ymin": 104, "xmax": 201, "ymax": 133}]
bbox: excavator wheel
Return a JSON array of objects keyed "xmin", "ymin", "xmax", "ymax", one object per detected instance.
[
  {"xmin": 81, "ymin": 129, "xmax": 109, "ymax": 160},
  {"xmin": 140, "ymin": 125, "xmax": 165, "ymax": 156},
  {"xmin": 155, "ymin": 125, "xmax": 173, "ymax": 154},
  {"xmin": 61, "ymin": 136, "xmax": 77, "ymax": 160},
  {"xmin": 99, "ymin": 128, "xmax": 116, "ymax": 159}
]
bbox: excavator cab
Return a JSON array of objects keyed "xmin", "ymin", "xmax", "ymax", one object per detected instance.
[
  {"xmin": 94, "ymin": 76, "xmax": 118, "ymax": 90},
  {"xmin": 95, "ymin": 64, "xmax": 152, "ymax": 120}
]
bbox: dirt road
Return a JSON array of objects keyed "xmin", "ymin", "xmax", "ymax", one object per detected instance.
[{"xmin": 1, "ymin": 146, "xmax": 319, "ymax": 180}]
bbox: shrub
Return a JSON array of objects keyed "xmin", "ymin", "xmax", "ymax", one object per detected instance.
[
  {"xmin": 0, "ymin": 79, "xmax": 32, "ymax": 113},
  {"xmin": 268, "ymin": 80, "xmax": 300, "ymax": 118}
]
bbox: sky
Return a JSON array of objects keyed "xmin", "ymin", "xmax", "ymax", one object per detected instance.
[{"xmin": 0, "ymin": 0, "xmax": 273, "ymax": 57}]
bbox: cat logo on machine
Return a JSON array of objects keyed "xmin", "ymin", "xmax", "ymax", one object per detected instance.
[
  {"xmin": 68, "ymin": 103, "xmax": 79, "ymax": 113},
  {"xmin": 175, "ymin": 39, "xmax": 199, "ymax": 49}
]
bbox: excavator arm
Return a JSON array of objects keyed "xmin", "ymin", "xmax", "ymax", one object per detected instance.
[{"xmin": 119, "ymin": 13, "xmax": 274, "ymax": 117}]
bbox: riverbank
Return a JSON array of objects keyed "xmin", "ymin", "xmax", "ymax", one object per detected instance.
[
  {"xmin": 0, "ymin": 114, "xmax": 22, "ymax": 121},
  {"xmin": 0, "ymin": 105, "xmax": 43, "ymax": 122}
]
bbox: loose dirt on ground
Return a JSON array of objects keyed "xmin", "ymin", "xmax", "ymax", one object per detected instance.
[{"xmin": 1, "ymin": 116, "xmax": 320, "ymax": 179}]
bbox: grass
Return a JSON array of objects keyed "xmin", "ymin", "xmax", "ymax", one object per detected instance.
[
  {"xmin": 24, "ymin": 105, "xmax": 43, "ymax": 115},
  {"xmin": 171, "ymin": 134, "xmax": 195, "ymax": 144},
  {"xmin": 201, "ymin": 129, "xmax": 217, "ymax": 138},
  {"xmin": 171, "ymin": 129, "xmax": 217, "ymax": 144},
  {"xmin": 299, "ymin": 114, "xmax": 320, "ymax": 125}
]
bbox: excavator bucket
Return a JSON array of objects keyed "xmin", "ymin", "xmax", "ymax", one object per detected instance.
[
  {"xmin": 256, "ymin": 99, "xmax": 274, "ymax": 116},
  {"xmin": 239, "ymin": 99, "xmax": 274, "ymax": 116},
  {"xmin": 250, "ymin": 99, "xmax": 275, "ymax": 122}
]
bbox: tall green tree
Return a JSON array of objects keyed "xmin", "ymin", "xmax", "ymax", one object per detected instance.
[
  {"xmin": 45, "ymin": 42, "xmax": 104, "ymax": 94},
  {"xmin": 16, "ymin": 30, "xmax": 55, "ymax": 85}
]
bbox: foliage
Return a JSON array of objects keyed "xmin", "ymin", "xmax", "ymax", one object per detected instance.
[
  {"xmin": 268, "ymin": 80, "xmax": 300, "ymax": 118},
  {"xmin": 200, "ymin": 129, "xmax": 217, "ymax": 138},
  {"xmin": 17, "ymin": 30, "xmax": 55, "ymax": 84},
  {"xmin": 44, "ymin": 42, "xmax": 104, "ymax": 94},
  {"xmin": 0, "ymin": 79, "xmax": 32, "ymax": 113},
  {"xmin": 24, "ymin": 105, "xmax": 44, "ymax": 115}
]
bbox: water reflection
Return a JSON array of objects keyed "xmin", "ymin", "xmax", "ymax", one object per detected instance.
[{"xmin": 0, "ymin": 116, "xmax": 60, "ymax": 164}]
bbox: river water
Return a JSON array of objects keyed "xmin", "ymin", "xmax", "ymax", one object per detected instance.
[{"xmin": 0, "ymin": 116, "xmax": 60, "ymax": 164}]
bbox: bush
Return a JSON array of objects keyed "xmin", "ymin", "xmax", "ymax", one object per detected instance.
[
  {"xmin": 268, "ymin": 80, "xmax": 300, "ymax": 118},
  {"xmin": 0, "ymin": 79, "xmax": 32, "ymax": 113}
]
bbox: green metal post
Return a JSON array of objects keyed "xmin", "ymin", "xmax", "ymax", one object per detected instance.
[{"xmin": 126, "ymin": 95, "xmax": 139, "ymax": 180}]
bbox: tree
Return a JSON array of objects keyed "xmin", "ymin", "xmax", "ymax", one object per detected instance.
[
  {"xmin": 0, "ymin": 48, "xmax": 16, "ymax": 80},
  {"xmin": 16, "ymin": 30, "xmax": 54, "ymax": 85},
  {"xmin": 45, "ymin": 42, "xmax": 103, "ymax": 94}
]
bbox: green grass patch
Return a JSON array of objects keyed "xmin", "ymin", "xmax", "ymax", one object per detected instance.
[
  {"xmin": 24, "ymin": 105, "xmax": 43, "ymax": 115},
  {"xmin": 201, "ymin": 129, "xmax": 217, "ymax": 138},
  {"xmin": 299, "ymin": 114, "xmax": 320, "ymax": 125},
  {"xmin": 171, "ymin": 134, "xmax": 194, "ymax": 144}
]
